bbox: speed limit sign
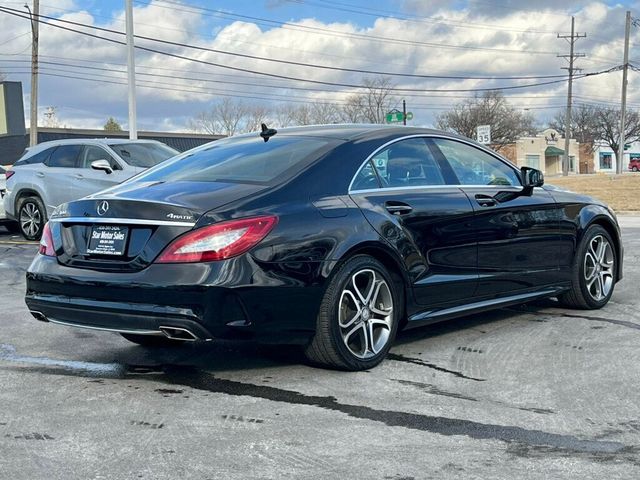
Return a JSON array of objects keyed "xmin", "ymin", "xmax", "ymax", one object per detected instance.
[{"xmin": 476, "ymin": 125, "xmax": 491, "ymax": 144}]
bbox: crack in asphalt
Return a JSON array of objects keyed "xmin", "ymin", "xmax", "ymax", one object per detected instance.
[
  {"xmin": 0, "ymin": 344, "xmax": 630, "ymax": 457},
  {"xmin": 508, "ymin": 307, "xmax": 640, "ymax": 331},
  {"xmin": 386, "ymin": 353, "xmax": 485, "ymax": 381}
]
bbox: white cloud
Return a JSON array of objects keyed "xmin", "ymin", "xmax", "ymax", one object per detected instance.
[{"xmin": 0, "ymin": 0, "xmax": 635, "ymax": 131}]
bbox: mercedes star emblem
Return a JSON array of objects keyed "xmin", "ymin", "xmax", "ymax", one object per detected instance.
[{"xmin": 97, "ymin": 200, "xmax": 109, "ymax": 216}]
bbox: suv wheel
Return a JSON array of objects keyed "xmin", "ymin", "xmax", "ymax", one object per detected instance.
[{"xmin": 18, "ymin": 196, "xmax": 46, "ymax": 240}]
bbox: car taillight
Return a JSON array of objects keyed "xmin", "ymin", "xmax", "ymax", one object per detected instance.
[
  {"xmin": 39, "ymin": 222, "xmax": 56, "ymax": 257},
  {"xmin": 155, "ymin": 215, "xmax": 278, "ymax": 263},
  {"xmin": 5, "ymin": 170, "xmax": 15, "ymax": 180}
]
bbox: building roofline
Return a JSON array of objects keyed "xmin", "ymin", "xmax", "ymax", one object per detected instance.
[{"xmin": 26, "ymin": 127, "xmax": 225, "ymax": 140}]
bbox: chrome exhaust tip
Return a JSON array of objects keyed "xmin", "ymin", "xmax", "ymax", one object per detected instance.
[
  {"xmin": 30, "ymin": 311, "xmax": 49, "ymax": 322},
  {"xmin": 159, "ymin": 326, "xmax": 199, "ymax": 341}
]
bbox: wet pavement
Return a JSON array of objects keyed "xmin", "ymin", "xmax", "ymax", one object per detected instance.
[{"xmin": 0, "ymin": 220, "xmax": 639, "ymax": 479}]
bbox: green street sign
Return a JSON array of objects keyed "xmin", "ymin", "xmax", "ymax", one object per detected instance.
[
  {"xmin": 385, "ymin": 112, "xmax": 403, "ymax": 123},
  {"xmin": 385, "ymin": 111, "xmax": 414, "ymax": 123}
]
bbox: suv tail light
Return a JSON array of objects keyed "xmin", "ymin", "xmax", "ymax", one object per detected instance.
[
  {"xmin": 39, "ymin": 222, "xmax": 56, "ymax": 257},
  {"xmin": 155, "ymin": 216, "xmax": 278, "ymax": 263},
  {"xmin": 5, "ymin": 170, "xmax": 15, "ymax": 180}
]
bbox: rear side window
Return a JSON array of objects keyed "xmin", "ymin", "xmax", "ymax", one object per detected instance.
[
  {"xmin": 369, "ymin": 138, "xmax": 445, "ymax": 188},
  {"xmin": 46, "ymin": 145, "xmax": 82, "ymax": 168},
  {"xmin": 135, "ymin": 136, "xmax": 335, "ymax": 185},
  {"xmin": 108, "ymin": 143, "xmax": 177, "ymax": 168},
  {"xmin": 14, "ymin": 147, "xmax": 55, "ymax": 166}
]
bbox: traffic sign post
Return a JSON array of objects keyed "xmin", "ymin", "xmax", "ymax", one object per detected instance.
[{"xmin": 476, "ymin": 125, "xmax": 491, "ymax": 144}]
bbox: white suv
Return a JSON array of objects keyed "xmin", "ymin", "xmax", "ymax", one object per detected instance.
[{"xmin": 3, "ymin": 139, "xmax": 178, "ymax": 239}]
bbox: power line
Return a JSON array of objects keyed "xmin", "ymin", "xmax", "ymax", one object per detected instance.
[
  {"xmin": 139, "ymin": 0, "xmax": 561, "ymax": 56},
  {"xmin": 1, "ymin": 6, "xmax": 572, "ymax": 81},
  {"xmin": 285, "ymin": 0, "xmax": 563, "ymax": 35},
  {"xmin": 1, "ymin": 6, "xmax": 613, "ymax": 94}
]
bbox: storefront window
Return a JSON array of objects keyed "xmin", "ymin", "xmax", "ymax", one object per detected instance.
[
  {"xmin": 525, "ymin": 154, "xmax": 540, "ymax": 169},
  {"xmin": 599, "ymin": 153, "xmax": 613, "ymax": 169}
]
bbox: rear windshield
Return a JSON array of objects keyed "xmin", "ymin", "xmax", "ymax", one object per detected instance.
[
  {"xmin": 133, "ymin": 135, "xmax": 335, "ymax": 185},
  {"xmin": 108, "ymin": 143, "xmax": 177, "ymax": 168}
]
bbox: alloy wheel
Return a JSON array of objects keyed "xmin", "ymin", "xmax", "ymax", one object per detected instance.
[
  {"xmin": 338, "ymin": 268, "xmax": 393, "ymax": 359},
  {"xmin": 20, "ymin": 202, "xmax": 41, "ymax": 238},
  {"xmin": 583, "ymin": 234, "xmax": 615, "ymax": 301}
]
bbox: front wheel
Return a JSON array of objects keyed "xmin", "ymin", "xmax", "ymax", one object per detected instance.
[
  {"xmin": 304, "ymin": 255, "xmax": 401, "ymax": 371},
  {"xmin": 559, "ymin": 225, "xmax": 617, "ymax": 309}
]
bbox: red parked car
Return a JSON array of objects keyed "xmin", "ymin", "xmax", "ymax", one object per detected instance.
[{"xmin": 629, "ymin": 158, "xmax": 640, "ymax": 172}]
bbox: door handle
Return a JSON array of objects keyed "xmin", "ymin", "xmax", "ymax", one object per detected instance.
[
  {"xmin": 73, "ymin": 174, "xmax": 84, "ymax": 180},
  {"xmin": 36, "ymin": 172, "xmax": 45, "ymax": 178},
  {"xmin": 385, "ymin": 201, "xmax": 413, "ymax": 215},
  {"xmin": 475, "ymin": 194, "xmax": 497, "ymax": 207}
]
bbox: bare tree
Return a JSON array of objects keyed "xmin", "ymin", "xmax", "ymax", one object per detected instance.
[
  {"xmin": 435, "ymin": 91, "xmax": 537, "ymax": 151},
  {"xmin": 341, "ymin": 76, "xmax": 397, "ymax": 124},
  {"xmin": 190, "ymin": 98, "xmax": 248, "ymax": 136},
  {"xmin": 548, "ymin": 104, "xmax": 599, "ymax": 149},
  {"xmin": 592, "ymin": 106, "xmax": 640, "ymax": 156},
  {"xmin": 244, "ymin": 104, "xmax": 271, "ymax": 133},
  {"xmin": 274, "ymin": 105, "xmax": 297, "ymax": 128},
  {"xmin": 308, "ymin": 103, "xmax": 342, "ymax": 124}
]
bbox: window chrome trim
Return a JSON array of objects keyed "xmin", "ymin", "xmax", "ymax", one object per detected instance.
[
  {"xmin": 350, "ymin": 185, "xmax": 528, "ymax": 195},
  {"xmin": 48, "ymin": 217, "xmax": 196, "ymax": 227},
  {"xmin": 347, "ymin": 133, "xmax": 522, "ymax": 194}
]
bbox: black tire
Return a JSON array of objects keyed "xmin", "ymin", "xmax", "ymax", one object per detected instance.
[
  {"xmin": 120, "ymin": 333, "xmax": 186, "ymax": 347},
  {"xmin": 304, "ymin": 255, "xmax": 401, "ymax": 371},
  {"xmin": 1, "ymin": 221, "xmax": 20, "ymax": 234},
  {"xmin": 632, "ymin": 166, "xmax": 638, "ymax": 172},
  {"xmin": 559, "ymin": 225, "xmax": 617, "ymax": 310},
  {"xmin": 17, "ymin": 196, "xmax": 46, "ymax": 241}
]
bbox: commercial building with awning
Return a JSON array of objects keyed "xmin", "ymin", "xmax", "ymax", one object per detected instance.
[{"xmin": 500, "ymin": 128, "xmax": 581, "ymax": 175}]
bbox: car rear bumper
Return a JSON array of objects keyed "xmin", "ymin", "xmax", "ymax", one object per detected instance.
[{"xmin": 26, "ymin": 255, "xmax": 326, "ymax": 343}]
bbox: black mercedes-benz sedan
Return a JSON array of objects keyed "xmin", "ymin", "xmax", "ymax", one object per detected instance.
[{"xmin": 25, "ymin": 125, "xmax": 623, "ymax": 370}]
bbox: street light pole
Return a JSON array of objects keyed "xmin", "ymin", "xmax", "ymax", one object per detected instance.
[
  {"xmin": 25, "ymin": 0, "xmax": 39, "ymax": 147},
  {"xmin": 617, "ymin": 11, "xmax": 631, "ymax": 175},
  {"xmin": 125, "ymin": 0, "xmax": 137, "ymax": 140}
]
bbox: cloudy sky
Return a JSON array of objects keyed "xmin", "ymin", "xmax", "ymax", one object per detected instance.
[{"xmin": 0, "ymin": 0, "xmax": 639, "ymax": 132}]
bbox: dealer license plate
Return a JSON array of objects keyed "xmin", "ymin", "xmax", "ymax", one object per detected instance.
[{"xmin": 86, "ymin": 225, "xmax": 129, "ymax": 256}]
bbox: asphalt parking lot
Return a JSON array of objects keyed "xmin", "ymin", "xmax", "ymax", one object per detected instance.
[{"xmin": 0, "ymin": 219, "xmax": 639, "ymax": 479}]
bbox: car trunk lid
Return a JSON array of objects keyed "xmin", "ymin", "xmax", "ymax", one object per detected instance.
[{"xmin": 49, "ymin": 180, "xmax": 268, "ymax": 271}]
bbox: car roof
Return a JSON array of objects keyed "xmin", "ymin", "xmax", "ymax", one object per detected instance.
[
  {"xmin": 230, "ymin": 124, "xmax": 468, "ymax": 142},
  {"xmin": 23, "ymin": 138, "xmax": 162, "ymax": 155}
]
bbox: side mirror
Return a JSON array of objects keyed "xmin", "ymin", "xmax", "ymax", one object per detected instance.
[
  {"xmin": 91, "ymin": 159, "xmax": 113, "ymax": 174},
  {"xmin": 521, "ymin": 166, "xmax": 544, "ymax": 195}
]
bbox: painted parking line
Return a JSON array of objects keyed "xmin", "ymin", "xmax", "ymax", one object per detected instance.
[{"xmin": 0, "ymin": 240, "xmax": 38, "ymax": 245}]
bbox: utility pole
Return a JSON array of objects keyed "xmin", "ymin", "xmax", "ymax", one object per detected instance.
[
  {"xmin": 617, "ymin": 11, "xmax": 631, "ymax": 175},
  {"xmin": 558, "ymin": 17, "xmax": 585, "ymax": 176},
  {"xmin": 125, "ymin": 0, "xmax": 137, "ymax": 140},
  {"xmin": 402, "ymin": 99, "xmax": 407, "ymax": 126},
  {"xmin": 25, "ymin": 0, "xmax": 39, "ymax": 147}
]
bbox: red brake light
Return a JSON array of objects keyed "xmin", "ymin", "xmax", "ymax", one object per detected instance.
[
  {"xmin": 39, "ymin": 222, "xmax": 56, "ymax": 257},
  {"xmin": 5, "ymin": 170, "xmax": 15, "ymax": 180},
  {"xmin": 155, "ymin": 215, "xmax": 278, "ymax": 263}
]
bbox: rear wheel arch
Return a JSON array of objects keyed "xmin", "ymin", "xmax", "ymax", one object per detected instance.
[
  {"xmin": 15, "ymin": 188, "xmax": 44, "ymax": 209},
  {"xmin": 326, "ymin": 242, "xmax": 410, "ymax": 325}
]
